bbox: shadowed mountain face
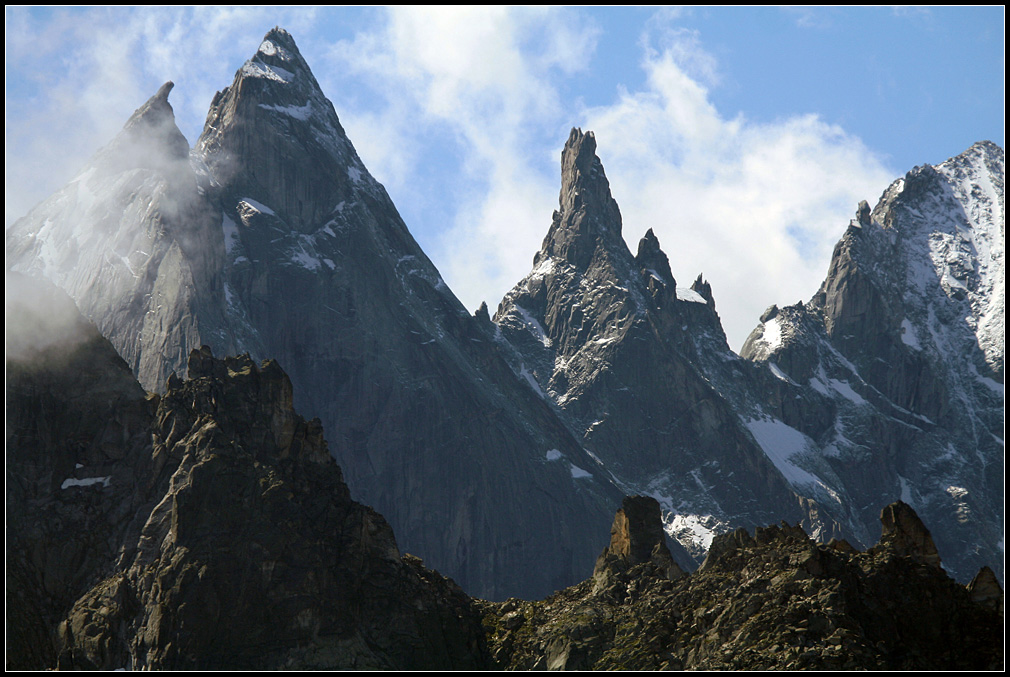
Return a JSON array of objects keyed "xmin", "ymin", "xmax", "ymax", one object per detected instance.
[
  {"xmin": 6, "ymin": 284, "xmax": 491, "ymax": 669},
  {"xmin": 6, "ymin": 28, "xmax": 621, "ymax": 602}
]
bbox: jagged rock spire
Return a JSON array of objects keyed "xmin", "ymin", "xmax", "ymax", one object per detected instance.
[
  {"xmin": 635, "ymin": 228, "xmax": 675, "ymax": 288},
  {"xmin": 100, "ymin": 80, "xmax": 190, "ymax": 174},
  {"xmin": 870, "ymin": 501, "xmax": 942, "ymax": 568},
  {"xmin": 537, "ymin": 128, "xmax": 624, "ymax": 270},
  {"xmin": 593, "ymin": 496, "xmax": 683, "ymax": 592}
]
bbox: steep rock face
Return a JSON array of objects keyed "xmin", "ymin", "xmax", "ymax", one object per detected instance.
[
  {"xmin": 6, "ymin": 84, "xmax": 230, "ymax": 390},
  {"xmin": 592, "ymin": 496, "xmax": 684, "ymax": 591},
  {"xmin": 194, "ymin": 29, "xmax": 619, "ymax": 601},
  {"xmin": 494, "ymin": 129, "xmax": 841, "ymax": 561},
  {"xmin": 482, "ymin": 500, "xmax": 1003, "ymax": 671},
  {"xmin": 6, "ymin": 275, "xmax": 156, "ymax": 670},
  {"xmin": 740, "ymin": 142, "xmax": 1005, "ymax": 583},
  {"xmin": 6, "ymin": 29, "xmax": 621, "ymax": 601}
]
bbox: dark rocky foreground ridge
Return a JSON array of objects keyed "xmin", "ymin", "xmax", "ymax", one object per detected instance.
[
  {"xmin": 482, "ymin": 496, "xmax": 1004, "ymax": 671},
  {"xmin": 6, "ymin": 279, "xmax": 487, "ymax": 670},
  {"xmin": 6, "ymin": 283, "xmax": 1003, "ymax": 669}
]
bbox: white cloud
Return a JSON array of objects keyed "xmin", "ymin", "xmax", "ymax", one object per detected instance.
[
  {"xmin": 582, "ymin": 34, "xmax": 894, "ymax": 349},
  {"xmin": 318, "ymin": 8, "xmax": 894, "ymax": 347},
  {"xmin": 323, "ymin": 7, "xmax": 600, "ymax": 312},
  {"xmin": 8, "ymin": 8, "xmax": 898, "ymax": 353}
]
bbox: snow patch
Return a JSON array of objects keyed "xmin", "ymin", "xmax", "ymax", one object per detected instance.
[
  {"xmin": 745, "ymin": 417, "xmax": 821, "ymax": 487},
  {"xmin": 529, "ymin": 257, "xmax": 554, "ymax": 280},
  {"xmin": 239, "ymin": 198, "xmax": 276, "ymax": 215},
  {"xmin": 546, "ymin": 449, "xmax": 563, "ymax": 461},
  {"xmin": 945, "ymin": 485, "xmax": 969, "ymax": 499},
  {"xmin": 809, "ymin": 376, "xmax": 830, "ymax": 396},
  {"xmin": 898, "ymin": 475, "xmax": 915, "ymax": 505},
  {"xmin": 569, "ymin": 464, "xmax": 592, "ymax": 479},
  {"xmin": 768, "ymin": 362, "xmax": 795, "ymax": 384},
  {"xmin": 676, "ymin": 286, "xmax": 707, "ymax": 304},
  {"xmin": 669, "ymin": 513, "xmax": 719, "ymax": 551},
  {"xmin": 900, "ymin": 318, "xmax": 922, "ymax": 350},
  {"xmin": 222, "ymin": 214, "xmax": 240, "ymax": 255},
  {"xmin": 513, "ymin": 305, "xmax": 551, "ymax": 348},
  {"xmin": 760, "ymin": 316, "xmax": 783, "ymax": 350},
  {"xmin": 347, "ymin": 166, "xmax": 363, "ymax": 184},
  {"xmin": 829, "ymin": 379, "xmax": 867, "ymax": 406},
  {"xmin": 518, "ymin": 363, "xmax": 545, "ymax": 398},
  {"xmin": 61, "ymin": 476, "xmax": 111, "ymax": 489},
  {"xmin": 240, "ymin": 60, "xmax": 293, "ymax": 83},
  {"xmin": 258, "ymin": 101, "xmax": 312, "ymax": 121}
]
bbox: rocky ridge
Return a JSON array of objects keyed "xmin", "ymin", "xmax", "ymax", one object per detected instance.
[{"xmin": 481, "ymin": 497, "xmax": 1003, "ymax": 671}]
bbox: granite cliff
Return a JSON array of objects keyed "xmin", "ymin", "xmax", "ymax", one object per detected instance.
[{"xmin": 6, "ymin": 28, "xmax": 621, "ymax": 602}]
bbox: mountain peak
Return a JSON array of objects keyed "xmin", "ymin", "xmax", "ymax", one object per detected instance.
[
  {"xmin": 558, "ymin": 128, "xmax": 618, "ymax": 224},
  {"xmin": 235, "ymin": 26, "xmax": 316, "ymax": 93},
  {"xmin": 537, "ymin": 128, "xmax": 624, "ymax": 270},
  {"xmin": 260, "ymin": 26, "xmax": 299, "ymax": 53},
  {"xmin": 103, "ymin": 80, "xmax": 190, "ymax": 172},
  {"xmin": 197, "ymin": 28, "xmax": 373, "ymax": 232},
  {"xmin": 635, "ymin": 228, "xmax": 676, "ymax": 292}
]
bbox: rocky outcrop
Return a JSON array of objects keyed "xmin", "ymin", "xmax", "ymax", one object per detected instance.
[
  {"xmin": 868, "ymin": 501, "xmax": 941, "ymax": 568},
  {"xmin": 482, "ymin": 500, "xmax": 1003, "ymax": 671},
  {"xmin": 7, "ymin": 286, "xmax": 490, "ymax": 670},
  {"xmin": 967, "ymin": 567, "xmax": 1004, "ymax": 614},
  {"xmin": 592, "ymin": 496, "xmax": 684, "ymax": 592},
  {"xmin": 53, "ymin": 347, "xmax": 489, "ymax": 670}
]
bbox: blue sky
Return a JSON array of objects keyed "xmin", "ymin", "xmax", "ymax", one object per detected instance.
[{"xmin": 5, "ymin": 7, "xmax": 1004, "ymax": 349}]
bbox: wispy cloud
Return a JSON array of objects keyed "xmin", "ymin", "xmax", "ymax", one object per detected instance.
[
  {"xmin": 8, "ymin": 7, "xmax": 901, "ymax": 352},
  {"xmin": 5, "ymin": 6, "xmax": 318, "ymax": 226},
  {"xmin": 327, "ymin": 8, "xmax": 894, "ymax": 348},
  {"xmin": 323, "ymin": 7, "xmax": 601, "ymax": 310},
  {"xmin": 583, "ymin": 30, "xmax": 894, "ymax": 348}
]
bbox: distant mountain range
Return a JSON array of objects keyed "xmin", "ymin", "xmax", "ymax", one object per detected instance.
[{"xmin": 7, "ymin": 24, "xmax": 1004, "ymax": 625}]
